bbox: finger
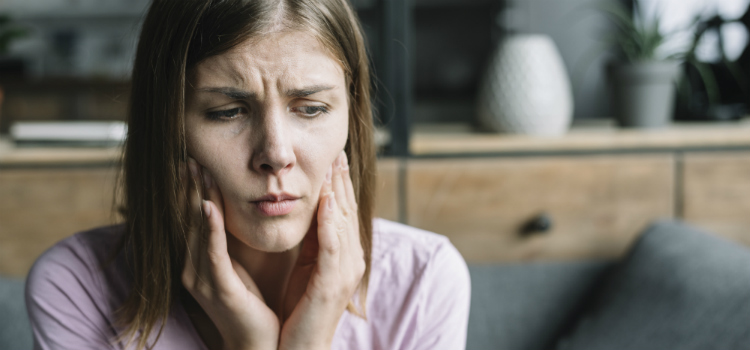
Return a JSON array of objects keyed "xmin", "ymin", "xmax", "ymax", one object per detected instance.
[
  {"xmin": 295, "ymin": 165, "xmax": 331, "ymax": 266},
  {"xmin": 315, "ymin": 191, "xmax": 340, "ymax": 277},
  {"xmin": 183, "ymin": 158, "xmax": 203, "ymax": 285},
  {"xmin": 321, "ymin": 164, "xmax": 333, "ymax": 200},
  {"xmin": 201, "ymin": 199, "xmax": 237, "ymax": 289},
  {"xmin": 340, "ymin": 151, "xmax": 357, "ymax": 210},
  {"xmin": 340, "ymin": 152, "xmax": 362, "ymax": 254},
  {"xmin": 230, "ymin": 258, "xmax": 265, "ymax": 302},
  {"xmin": 202, "ymin": 168, "xmax": 224, "ymax": 214},
  {"xmin": 331, "ymin": 151, "xmax": 349, "ymax": 217},
  {"xmin": 297, "ymin": 225, "xmax": 320, "ymax": 266}
]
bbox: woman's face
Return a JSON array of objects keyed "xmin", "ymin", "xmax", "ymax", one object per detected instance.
[{"xmin": 185, "ymin": 30, "xmax": 349, "ymax": 252}]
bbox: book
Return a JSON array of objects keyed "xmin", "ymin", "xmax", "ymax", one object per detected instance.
[{"xmin": 10, "ymin": 121, "xmax": 127, "ymax": 147}]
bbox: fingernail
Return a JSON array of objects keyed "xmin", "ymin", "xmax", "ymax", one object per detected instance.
[
  {"xmin": 203, "ymin": 170, "xmax": 212, "ymax": 189},
  {"xmin": 202, "ymin": 200, "xmax": 212, "ymax": 217},
  {"xmin": 188, "ymin": 159, "xmax": 199, "ymax": 178},
  {"xmin": 326, "ymin": 165, "xmax": 332, "ymax": 183},
  {"xmin": 327, "ymin": 192, "xmax": 335, "ymax": 210},
  {"xmin": 336, "ymin": 152, "xmax": 343, "ymax": 168}
]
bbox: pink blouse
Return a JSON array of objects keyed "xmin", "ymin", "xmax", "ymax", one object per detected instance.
[{"xmin": 25, "ymin": 218, "xmax": 471, "ymax": 350}]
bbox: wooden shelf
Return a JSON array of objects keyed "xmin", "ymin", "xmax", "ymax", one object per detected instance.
[
  {"xmin": 0, "ymin": 138, "xmax": 121, "ymax": 167},
  {"xmin": 411, "ymin": 120, "xmax": 750, "ymax": 156}
]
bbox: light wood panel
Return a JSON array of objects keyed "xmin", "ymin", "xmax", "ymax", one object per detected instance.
[
  {"xmin": 683, "ymin": 152, "xmax": 750, "ymax": 246},
  {"xmin": 0, "ymin": 160, "xmax": 400, "ymax": 277},
  {"xmin": 0, "ymin": 167, "xmax": 120, "ymax": 277},
  {"xmin": 374, "ymin": 158, "xmax": 400, "ymax": 222},
  {"xmin": 406, "ymin": 155, "xmax": 675, "ymax": 262}
]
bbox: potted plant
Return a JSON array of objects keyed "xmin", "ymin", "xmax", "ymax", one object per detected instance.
[{"xmin": 602, "ymin": 0, "xmax": 685, "ymax": 128}]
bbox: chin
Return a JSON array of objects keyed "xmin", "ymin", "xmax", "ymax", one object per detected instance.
[{"xmin": 224, "ymin": 212, "xmax": 314, "ymax": 253}]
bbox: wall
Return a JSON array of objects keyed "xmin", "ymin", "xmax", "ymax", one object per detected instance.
[{"xmin": 505, "ymin": 0, "xmax": 613, "ymax": 120}]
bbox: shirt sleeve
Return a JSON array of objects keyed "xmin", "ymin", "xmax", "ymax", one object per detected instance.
[
  {"xmin": 25, "ymin": 235, "xmax": 118, "ymax": 350},
  {"xmin": 413, "ymin": 239, "xmax": 472, "ymax": 350}
]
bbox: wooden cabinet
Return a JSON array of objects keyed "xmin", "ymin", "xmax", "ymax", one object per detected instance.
[
  {"xmin": 403, "ymin": 122, "xmax": 750, "ymax": 262},
  {"xmin": 374, "ymin": 158, "xmax": 400, "ymax": 222},
  {"xmin": 4, "ymin": 123, "xmax": 750, "ymax": 275},
  {"xmin": 406, "ymin": 155, "xmax": 675, "ymax": 262},
  {"xmin": 682, "ymin": 152, "xmax": 750, "ymax": 247},
  {"xmin": 0, "ymin": 167, "xmax": 119, "ymax": 276},
  {"xmin": 0, "ymin": 156, "xmax": 401, "ymax": 277}
]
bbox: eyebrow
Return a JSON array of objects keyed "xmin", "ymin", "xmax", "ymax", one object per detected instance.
[
  {"xmin": 195, "ymin": 85, "xmax": 336, "ymax": 100},
  {"xmin": 195, "ymin": 87, "xmax": 255, "ymax": 100},
  {"xmin": 285, "ymin": 85, "xmax": 335, "ymax": 98}
]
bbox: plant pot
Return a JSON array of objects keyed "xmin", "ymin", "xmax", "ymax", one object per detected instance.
[
  {"xmin": 608, "ymin": 61, "xmax": 682, "ymax": 128},
  {"xmin": 476, "ymin": 34, "xmax": 573, "ymax": 136}
]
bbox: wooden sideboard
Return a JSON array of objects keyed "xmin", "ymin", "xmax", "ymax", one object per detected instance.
[
  {"xmin": 3, "ymin": 121, "xmax": 750, "ymax": 276},
  {"xmin": 400, "ymin": 121, "xmax": 750, "ymax": 263}
]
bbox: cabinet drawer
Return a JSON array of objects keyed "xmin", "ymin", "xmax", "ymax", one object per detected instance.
[
  {"xmin": 683, "ymin": 152, "xmax": 750, "ymax": 246},
  {"xmin": 406, "ymin": 155, "xmax": 675, "ymax": 262}
]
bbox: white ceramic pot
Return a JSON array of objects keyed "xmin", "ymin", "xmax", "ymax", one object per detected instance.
[{"xmin": 477, "ymin": 34, "xmax": 574, "ymax": 136}]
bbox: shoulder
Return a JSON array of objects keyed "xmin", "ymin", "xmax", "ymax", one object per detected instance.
[
  {"xmin": 25, "ymin": 225, "xmax": 129, "ymax": 349},
  {"xmin": 360, "ymin": 219, "xmax": 471, "ymax": 349},
  {"xmin": 27, "ymin": 224, "xmax": 126, "ymax": 293},
  {"xmin": 368, "ymin": 218, "xmax": 471, "ymax": 307},
  {"xmin": 371, "ymin": 218, "xmax": 469, "ymax": 281}
]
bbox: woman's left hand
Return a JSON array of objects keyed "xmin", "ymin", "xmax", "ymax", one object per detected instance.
[{"xmin": 279, "ymin": 150, "xmax": 366, "ymax": 350}]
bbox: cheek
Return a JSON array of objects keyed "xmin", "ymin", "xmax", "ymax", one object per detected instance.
[
  {"xmin": 299, "ymin": 114, "xmax": 348, "ymax": 191},
  {"xmin": 185, "ymin": 119, "xmax": 238, "ymax": 183}
]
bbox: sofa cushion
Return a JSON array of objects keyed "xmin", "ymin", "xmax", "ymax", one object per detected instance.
[
  {"xmin": 468, "ymin": 261, "xmax": 611, "ymax": 350},
  {"xmin": 0, "ymin": 276, "xmax": 32, "ymax": 350},
  {"xmin": 555, "ymin": 220, "xmax": 750, "ymax": 350}
]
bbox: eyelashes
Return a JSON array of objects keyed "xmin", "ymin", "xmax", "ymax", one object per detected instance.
[
  {"xmin": 292, "ymin": 106, "xmax": 329, "ymax": 117},
  {"xmin": 205, "ymin": 107, "xmax": 246, "ymax": 120},
  {"xmin": 204, "ymin": 105, "xmax": 329, "ymax": 121}
]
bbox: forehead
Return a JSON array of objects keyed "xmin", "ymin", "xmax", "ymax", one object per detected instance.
[{"xmin": 190, "ymin": 30, "xmax": 346, "ymax": 89}]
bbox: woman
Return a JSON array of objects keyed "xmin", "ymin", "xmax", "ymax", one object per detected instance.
[{"xmin": 25, "ymin": 0, "xmax": 471, "ymax": 349}]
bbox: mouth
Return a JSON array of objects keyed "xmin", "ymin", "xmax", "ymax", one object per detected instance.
[{"xmin": 251, "ymin": 193, "xmax": 300, "ymax": 216}]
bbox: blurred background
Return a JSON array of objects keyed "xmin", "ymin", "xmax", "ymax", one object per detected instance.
[{"xmin": 1, "ymin": 0, "xmax": 750, "ymax": 275}]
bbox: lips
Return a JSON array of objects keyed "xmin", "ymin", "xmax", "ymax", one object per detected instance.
[{"xmin": 251, "ymin": 193, "xmax": 299, "ymax": 216}]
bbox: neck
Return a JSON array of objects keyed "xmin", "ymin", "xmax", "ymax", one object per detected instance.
[{"xmin": 225, "ymin": 232, "xmax": 299, "ymax": 315}]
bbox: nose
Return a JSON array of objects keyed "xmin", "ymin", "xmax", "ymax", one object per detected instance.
[{"xmin": 251, "ymin": 107, "xmax": 296, "ymax": 176}]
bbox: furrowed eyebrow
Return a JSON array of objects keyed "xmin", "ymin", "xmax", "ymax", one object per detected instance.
[
  {"xmin": 286, "ymin": 85, "xmax": 335, "ymax": 98},
  {"xmin": 195, "ymin": 87, "xmax": 255, "ymax": 100}
]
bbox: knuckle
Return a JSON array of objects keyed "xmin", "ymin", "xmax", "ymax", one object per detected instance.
[
  {"xmin": 206, "ymin": 248, "xmax": 224, "ymax": 266},
  {"xmin": 323, "ymin": 217, "xmax": 336, "ymax": 228},
  {"xmin": 324, "ymin": 239, "xmax": 341, "ymax": 255},
  {"xmin": 336, "ymin": 223, "xmax": 347, "ymax": 236}
]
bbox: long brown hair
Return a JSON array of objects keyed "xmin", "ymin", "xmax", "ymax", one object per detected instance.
[{"xmin": 119, "ymin": 0, "xmax": 375, "ymax": 348}]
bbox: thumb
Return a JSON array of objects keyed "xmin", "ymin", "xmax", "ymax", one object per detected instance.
[{"xmin": 297, "ymin": 223, "xmax": 319, "ymax": 267}]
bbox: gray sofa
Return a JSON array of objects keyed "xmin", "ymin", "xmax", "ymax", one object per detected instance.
[{"xmin": 3, "ymin": 221, "xmax": 750, "ymax": 350}]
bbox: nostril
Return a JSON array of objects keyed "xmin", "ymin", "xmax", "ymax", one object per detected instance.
[{"xmin": 260, "ymin": 164, "xmax": 273, "ymax": 172}]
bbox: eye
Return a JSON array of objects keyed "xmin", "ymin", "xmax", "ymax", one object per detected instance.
[
  {"xmin": 205, "ymin": 107, "xmax": 247, "ymax": 121},
  {"xmin": 291, "ymin": 105, "xmax": 329, "ymax": 118}
]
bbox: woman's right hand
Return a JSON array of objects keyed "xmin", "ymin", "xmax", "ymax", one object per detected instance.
[{"xmin": 182, "ymin": 158, "xmax": 280, "ymax": 350}]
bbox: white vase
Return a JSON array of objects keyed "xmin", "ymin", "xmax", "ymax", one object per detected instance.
[{"xmin": 477, "ymin": 34, "xmax": 574, "ymax": 136}]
